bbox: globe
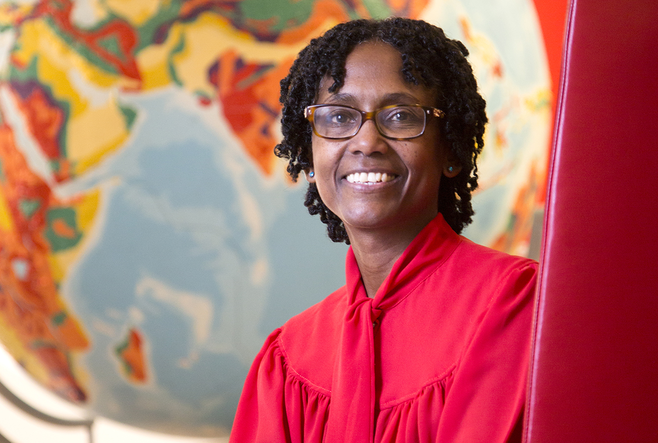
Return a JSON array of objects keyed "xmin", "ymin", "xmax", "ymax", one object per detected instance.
[{"xmin": 0, "ymin": 0, "xmax": 550, "ymax": 437}]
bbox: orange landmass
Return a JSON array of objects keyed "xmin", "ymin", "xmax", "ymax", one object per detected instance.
[
  {"xmin": 52, "ymin": 218, "xmax": 77, "ymax": 239},
  {"xmin": 31, "ymin": 0, "xmax": 141, "ymax": 82},
  {"xmin": 14, "ymin": 85, "xmax": 64, "ymax": 162},
  {"xmin": 12, "ymin": 83, "xmax": 72, "ymax": 182},
  {"xmin": 179, "ymin": 0, "xmax": 241, "ymax": 18},
  {"xmin": 210, "ymin": 0, "xmax": 429, "ymax": 176},
  {"xmin": 115, "ymin": 328, "xmax": 148, "ymax": 384},
  {"xmin": 213, "ymin": 50, "xmax": 292, "ymax": 175},
  {"xmin": 277, "ymin": 0, "xmax": 350, "ymax": 44},
  {"xmin": 0, "ymin": 121, "xmax": 89, "ymax": 402},
  {"xmin": 388, "ymin": 0, "xmax": 430, "ymax": 17}
]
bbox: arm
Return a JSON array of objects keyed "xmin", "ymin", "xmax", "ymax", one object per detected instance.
[
  {"xmin": 230, "ymin": 329, "xmax": 290, "ymax": 442},
  {"xmin": 437, "ymin": 262, "xmax": 537, "ymax": 443}
]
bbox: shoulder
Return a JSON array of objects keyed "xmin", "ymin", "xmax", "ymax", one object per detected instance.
[
  {"xmin": 447, "ymin": 239, "xmax": 538, "ymax": 327},
  {"xmin": 457, "ymin": 236, "xmax": 536, "ymax": 269},
  {"xmin": 275, "ymin": 286, "xmax": 348, "ymax": 391},
  {"xmin": 416, "ymin": 238, "xmax": 537, "ymax": 328},
  {"xmin": 448, "ymin": 237, "xmax": 538, "ymax": 286}
]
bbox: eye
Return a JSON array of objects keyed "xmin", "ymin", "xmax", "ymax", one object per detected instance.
[
  {"xmin": 390, "ymin": 109, "xmax": 413, "ymax": 121},
  {"xmin": 326, "ymin": 108, "xmax": 357, "ymax": 125},
  {"xmin": 381, "ymin": 106, "xmax": 424, "ymax": 127}
]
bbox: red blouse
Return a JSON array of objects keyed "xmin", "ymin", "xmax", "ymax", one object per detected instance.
[{"xmin": 231, "ymin": 214, "xmax": 537, "ymax": 442}]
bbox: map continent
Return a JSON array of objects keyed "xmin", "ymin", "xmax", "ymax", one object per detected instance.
[{"xmin": 0, "ymin": 0, "xmax": 550, "ymax": 436}]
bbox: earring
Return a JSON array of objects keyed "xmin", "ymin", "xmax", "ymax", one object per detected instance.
[
  {"xmin": 309, "ymin": 171, "xmax": 315, "ymax": 178},
  {"xmin": 447, "ymin": 166, "xmax": 454, "ymax": 173}
]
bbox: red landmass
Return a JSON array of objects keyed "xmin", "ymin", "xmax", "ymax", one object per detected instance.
[
  {"xmin": 0, "ymin": 121, "xmax": 89, "ymax": 402},
  {"xmin": 116, "ymin": 328, "xmax": 148, "ymax": 383},
  {"xmin": 26, "ymin": 0, "xmax": 141, "ymax": 82}
]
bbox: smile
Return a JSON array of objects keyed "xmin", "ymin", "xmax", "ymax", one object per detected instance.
[{"xmin": 345, "ymin": 172, "xmax": 396, "ymax": 184}]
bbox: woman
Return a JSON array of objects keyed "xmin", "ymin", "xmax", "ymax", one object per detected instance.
[{"xmin": 231, "ymin": 18, "xmax": 537, "ymax": 442}]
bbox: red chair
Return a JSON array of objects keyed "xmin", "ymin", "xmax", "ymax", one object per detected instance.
[{"xmin": 524, "ymin": 0, "xmax": 658, "ymax": 441}]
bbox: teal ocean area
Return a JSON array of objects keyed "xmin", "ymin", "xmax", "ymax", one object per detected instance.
[{"xmin": 67, "ymin": 88, "xmax": 346, "ymax": 432}]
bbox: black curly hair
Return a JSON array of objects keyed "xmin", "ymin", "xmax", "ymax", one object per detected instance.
[{"xmin": 274, "ymin": 17, "xmax": 487, "ymax": 244}]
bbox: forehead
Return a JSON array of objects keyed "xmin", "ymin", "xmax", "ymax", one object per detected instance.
[{"xmin": 316, "ymin": 42, "xmax": 435, "ymax": 106}]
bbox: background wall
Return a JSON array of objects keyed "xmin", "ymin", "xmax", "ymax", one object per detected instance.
[
  {"xmin": 531, "ymin": 0, "xmax": 568, "ymax": 201},
  {"xmin": 0, "ymin": 0, "xmax": 565, "ymax": 441}
]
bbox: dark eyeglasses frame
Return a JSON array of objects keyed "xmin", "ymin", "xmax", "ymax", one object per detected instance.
[{"xmin": 304, "ymin": 104, "xmax": 445, "ymax": 141}]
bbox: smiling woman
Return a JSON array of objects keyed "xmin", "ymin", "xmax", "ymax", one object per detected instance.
[
  {"xmin": 307, "ymin": 42, "xmax": 458, "ymax": 296},
  {"xmin": 231, "ymin": 18, "xmax": 538, "ymax": 442}
]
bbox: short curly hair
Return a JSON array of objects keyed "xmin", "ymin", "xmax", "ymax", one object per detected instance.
[{"xmin": 275, "ymin": 17, "xmax": 487, "ymax": 244}]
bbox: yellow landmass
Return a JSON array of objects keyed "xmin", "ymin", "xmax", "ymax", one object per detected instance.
[
  {"xmin": 0, "ymin": 190, "xmax": 15, "ymax": 233},
  {"xmin": 13, "ymin": 21, "xmax": 87, "ymax": 117},
  {"xmin": 168, "ymin": 12, "xmax": 310, "ymax": 97},
  {"xmin": 105, "ymin": 0, "xmax": 162, "ymax": 26},
  {"xmin": 13, "ymin": 21, "xmax": 123, "ymax": 115},
  {"xmin": 47, "ymin": 253, "xmax": 66, "ymax": 285},
  {"xmin": 525, "ymin": 88, "xmax": 552, "ymax": 112},
  {"xmin": 47, "ymin": 190, "xmax": 100, "ymax": 283},
  {"xmin": 76, "ymin": 188, "xmax": 100, "ymax": 231},
  {"xmin": 0, "ymin": 4, "xmax": 34, "ymax": 26},
  {"xmin": 13, "ymin": 20, "xmax": 114, "ymax": 118},
  {"xmin": 12, "ymin": 20, "xmax": 134, "ymax": 174},
  {"xmin": 136, "ymin": 25, "xmax": 182, "ymax": 90},
  {"xmin": 67, "ymin": 97, "xmax": 129, "ymax": 175}
]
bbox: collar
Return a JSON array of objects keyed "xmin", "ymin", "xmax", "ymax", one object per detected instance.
[
  {"xmin": 345, "ymin": 213, "xmax": 462, "ymax": 315},
  {"xmin": 326, "ymin": 213, "xmax": 462, "ymax": 441}
]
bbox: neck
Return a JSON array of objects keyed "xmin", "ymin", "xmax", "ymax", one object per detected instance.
[{"xmin": 346, "ymin": 216, "xmax": 435, "ymax": 298}]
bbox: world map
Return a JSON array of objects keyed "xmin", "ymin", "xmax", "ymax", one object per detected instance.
[{"xmin": 0, "ymin": 0, "xmax": 550, "ymax": 436}]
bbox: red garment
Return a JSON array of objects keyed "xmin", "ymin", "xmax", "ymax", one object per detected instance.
[{"xmin": 231, "ymin": 215, "xmax": 537, "ymax": 442}]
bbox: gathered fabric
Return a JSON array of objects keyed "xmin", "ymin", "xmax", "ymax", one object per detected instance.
[{"xmin": 231, "ymin": 214, "xmax": 537, "ymax": 442}]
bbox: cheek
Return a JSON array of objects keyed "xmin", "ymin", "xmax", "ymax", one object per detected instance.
[
  {"xmin": 409, "ymin": 150, "xmax": 445, "ymax": 190},
  {"xmin": 310, "ymin": 139, "xmax": 327, "ymax": 169},
  {"xmin": 314, "ymin": 177, "xmax": 340, "ymax": 217},
  {"xmin": 311, "ymin": 140, "xmax": 340, "ymax": 175},
  {"xmin": 309, "ymin": 145, "xmax": 335, "ymax": 197},
  {"xmin": 407, "ymin": 143, "xmax": 442, "ymax": 171}
]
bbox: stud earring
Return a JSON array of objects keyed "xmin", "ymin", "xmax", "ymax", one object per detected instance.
[
  {"xmin": 309, "ymin": 171, "xmax": 315, "ymax": 178},
  {"xmin": 447, "ymin": 166, "xmax": 454, "ymax": 173}
]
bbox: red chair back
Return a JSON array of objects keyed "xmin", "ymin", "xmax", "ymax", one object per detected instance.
[{"xmin": 525, "ymin": 0, "xmax": 658, "ymax": 441}]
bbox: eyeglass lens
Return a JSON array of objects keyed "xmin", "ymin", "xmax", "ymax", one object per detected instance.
[{"xmin": 311, "ymin": 105, "xmax": 427, "ymax": 139}]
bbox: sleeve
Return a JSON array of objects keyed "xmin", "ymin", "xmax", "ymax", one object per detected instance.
[
  {"xmin": 229, "ymin": 328, "xmax": 290, "ymax": 443},
  {"xmin": 436, "ymin": 261, "xmax": 538, "ymax": 443}
]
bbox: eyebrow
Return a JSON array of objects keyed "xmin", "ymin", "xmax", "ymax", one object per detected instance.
[{"xmin": 322, "ymin": 92, "xmax": 422, "ymax": 107}]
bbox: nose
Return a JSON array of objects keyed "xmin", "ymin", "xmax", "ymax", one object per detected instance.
[{"xmin": 348, "ymin": 119, "xmax": 388, "ymax": 156}]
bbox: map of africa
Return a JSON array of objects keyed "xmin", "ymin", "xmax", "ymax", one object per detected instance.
[{"xmin": 0, "ymin": 0, "xmax": 550, "ymax": 436}]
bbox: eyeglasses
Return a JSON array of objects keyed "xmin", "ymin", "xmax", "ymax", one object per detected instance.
[{"xmin": 304, "ymin": 104, "xmax": 445, "ymax": 140}]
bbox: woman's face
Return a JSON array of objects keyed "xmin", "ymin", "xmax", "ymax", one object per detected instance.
[{"xmin": 308, "ymin": 42, "xmax": 459, "ymax": 240}]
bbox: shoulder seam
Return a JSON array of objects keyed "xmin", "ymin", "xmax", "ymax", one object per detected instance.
[{"xmin": 276, "ymin": 333, "xmax": 333, "ymax": 397}]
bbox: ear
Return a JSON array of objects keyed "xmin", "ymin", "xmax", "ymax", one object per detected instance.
[{"xmin": 443, "ymin": 163, "xmax": 462, "ymax": 178}]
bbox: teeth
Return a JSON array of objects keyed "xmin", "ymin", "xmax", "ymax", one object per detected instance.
[{"xmin": 346, "ymin": 172, "xmax": 395, "ymax": 184}]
